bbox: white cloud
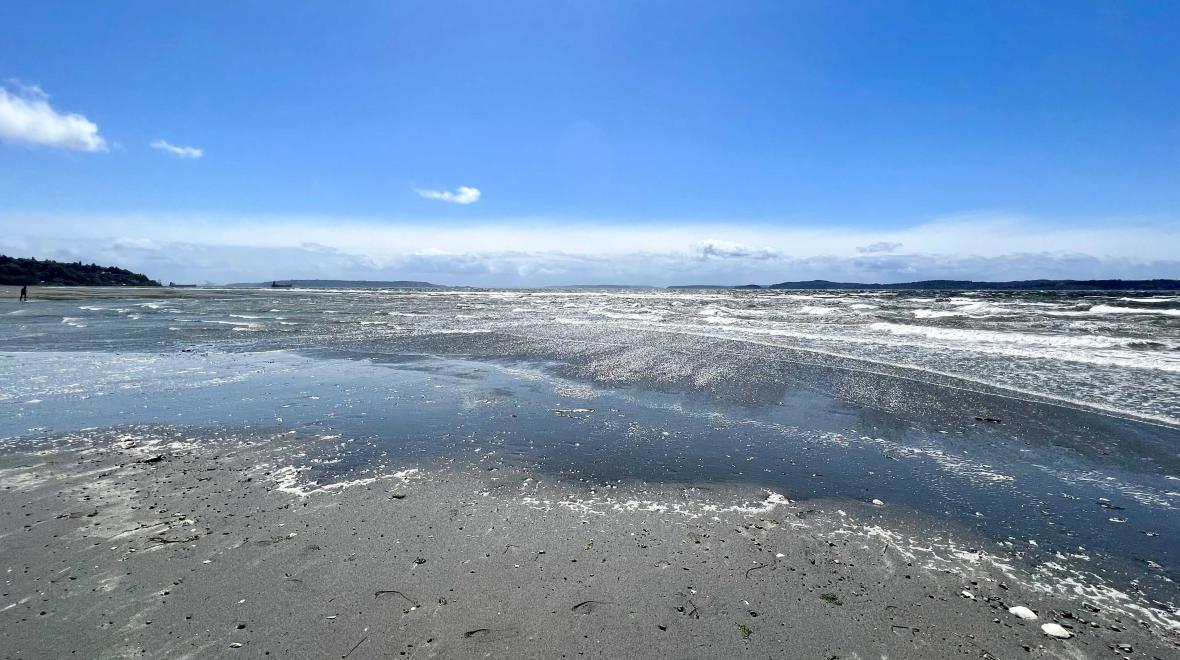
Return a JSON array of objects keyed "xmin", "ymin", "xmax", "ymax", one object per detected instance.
[
  {"xmin": 416, "ymin": 186, "xmax": 481, "ymax": 204},
  {"xmin": 150, "ymin": 139, "xmax": 203, "ymax": 159},
  {"xmin": 0, "ymin": 81, "xmax": 106, "ymax": 152}
]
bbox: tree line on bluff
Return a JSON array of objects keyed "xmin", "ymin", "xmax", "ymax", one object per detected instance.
[{"xmin": 0, "ymin": 255, "xmax": 160, "ymax": 287}]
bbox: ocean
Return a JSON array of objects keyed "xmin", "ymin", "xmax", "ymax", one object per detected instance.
[{"xmin": 6, "ymin": 287, "xmax": 1178, "ymax": 424}]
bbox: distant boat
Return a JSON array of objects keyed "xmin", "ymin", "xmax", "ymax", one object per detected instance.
[
  {"xmin": 168, "ymin": 281, "xmax": 198, "ymax": 288},
  {"xmin": 271, "ymin": 281, "xmax": 293, "ymax": 288}
]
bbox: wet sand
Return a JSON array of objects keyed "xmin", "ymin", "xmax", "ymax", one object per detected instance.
[
  {"xmin": 1, "ymin": 285, "xmax": 193, "ymax": 301},
  {"xmin": 2, "ymin": 428, "xmax": 1175, "ymax": 659}
]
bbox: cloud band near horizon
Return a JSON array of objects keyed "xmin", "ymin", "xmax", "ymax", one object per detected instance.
[{"xmin": 0, "ymin": 213, "xmax": 1176, "ymax": 286}]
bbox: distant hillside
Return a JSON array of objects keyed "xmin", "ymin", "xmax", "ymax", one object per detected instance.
[
  {"xmin": 0, "ymin": 255, "xmax": 160, "ymax": 287},
  {"xmin": 669, "ymin": 284, "xmax": 762, "ymax": 289},
  {"xmin": 225, "ymin": 279, "xmax": 441, "ymax": 289},
  {"xmin": 764, "ymin": 279, "xmax": 1180, "ymax": 291},
  {"xmin": 545, "ymin": 284, "xmax": 659, "ymax": 290}
]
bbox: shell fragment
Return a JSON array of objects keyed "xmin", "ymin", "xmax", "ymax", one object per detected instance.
[{"xmin": 1041, "ymin": 622, "xmax": 1072, "ymax": 639}]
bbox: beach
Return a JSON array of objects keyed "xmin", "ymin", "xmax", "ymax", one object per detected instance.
[
  {"xmin": 6, "ymin": 427, "xmax": 1175, "ymax": 659},
  {"xmin": 2, "ymin": 288, "xmax": 1179, "ymax": 658}
]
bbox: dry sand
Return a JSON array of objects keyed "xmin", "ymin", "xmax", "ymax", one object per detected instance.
[{"xmin": 3, "ymin": 428, "xmax": 1175, "ymax": 659}]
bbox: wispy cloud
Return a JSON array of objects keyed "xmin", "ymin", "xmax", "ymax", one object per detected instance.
[
  {"xmin": 695, "ymin": 239, "xmax": 780, "ymax": 260},
  {"xmin": 0, "ymin": 81, "xmax": 106, "ymax": 152},
  {"xmin": 150, "ymin": 139, "xmax": 203, "ymax": 159},
  {"xmin": 416, "ymin": 186, "xmax": 481, "ymax": 204},
  {"xmin": 856, "ymin": 241, "xmax": 903, "ymax": 254}
]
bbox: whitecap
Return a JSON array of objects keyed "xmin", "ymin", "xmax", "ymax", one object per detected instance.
[{"xmin": 1089, "ymin": 305, "xmax": 1180, "ymax": 317}]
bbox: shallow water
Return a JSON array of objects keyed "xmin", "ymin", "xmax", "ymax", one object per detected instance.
[
  {"xmin": 1, "ymin": 287, "xmax": 1179, "ymax": 627},
  {"xmin": 4, "ymin": 287, "xmax": 1178, "ymax": 424}
]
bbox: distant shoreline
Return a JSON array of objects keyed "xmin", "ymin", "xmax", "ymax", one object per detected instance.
[
  {"xmin": 672, "ymin": 278, "xmax": 1180, "ymax": 291},
  {"xmin": 224, "ymin": 277, "xmax": 1180, "ymax": 291},
  {"xmin": 223, "ymin": 279, "xmax": 441, "ymax": 289},
  {"xmin": 5, "ymin": 279, "xmax": 1180, "ymax": 297},
  {"xmin": 5, "ymin": 277, "xmax": 1180, "ymax": 294}
]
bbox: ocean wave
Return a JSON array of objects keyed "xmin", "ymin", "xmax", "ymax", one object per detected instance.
[
  {"xmin": 797, "ymin": 306, "xmax": 838, "ymax": 315},
  {"xmin": 201, "ymin": 320, "xmax": 259, "ymax": 328},
  {"xmin": 868, "ymin": 322, "xmax": 1161, "ymax": 350},
  {"xmin": 912, "ymin": 309, "xmax": 962, "ymax": 319},
  {"xmin": 1118, "ymin": 296, "xmax": 1179, "ymax": 304},
  {"xmin": 910, "ymin": 302, "xmax": 1013, "ymax": 318},
  {"xmin": 588, "ymin": 309, "xmax": 666, "ymax": 321},
  {"xmin": 1126, "ymin": 340, "xmax": 1170, "ymax": 350},
  {"xmin": 1088, "ymin": 305, "xmax": 1180, "ymax": 317}
]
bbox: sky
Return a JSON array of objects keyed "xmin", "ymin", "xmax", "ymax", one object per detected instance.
[{"xmin": 1, "ymin": 1, "xmax": 1178, "ymax": 286}]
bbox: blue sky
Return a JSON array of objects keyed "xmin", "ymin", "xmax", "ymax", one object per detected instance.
[{"xmin": 1, "ymin": 1, "xmax": 1178, "ymax": 285}]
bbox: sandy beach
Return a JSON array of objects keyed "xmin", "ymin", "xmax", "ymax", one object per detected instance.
[{"xmin": 4, "ymin": 426, "xmax": 1174, "ymax": 659}]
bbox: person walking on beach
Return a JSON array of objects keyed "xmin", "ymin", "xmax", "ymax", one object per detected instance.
[{"xmin": 19, "ymin": 285, "xmax": 27, "ymax": 302}]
